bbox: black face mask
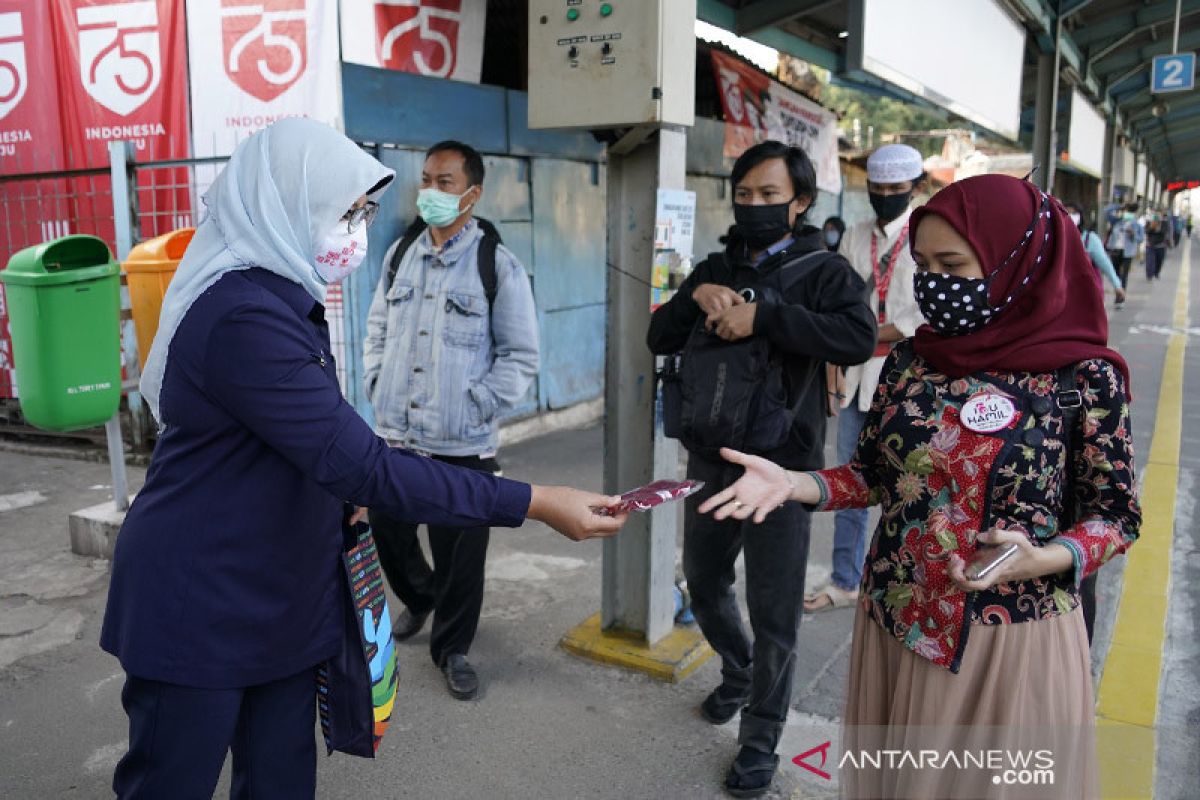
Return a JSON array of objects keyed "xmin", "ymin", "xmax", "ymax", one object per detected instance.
[
  {"xmin": 869, "ymin": 191, "xmax": 912, "ymax": 223},
  {"xmin": 733, "ymin": 200, "xmax": 795, "ymax": 250}
]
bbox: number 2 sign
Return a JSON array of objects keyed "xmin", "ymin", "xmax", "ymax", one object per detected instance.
[{"xmin": 1151, "ymin": 52, "xmax": 1195, "ymax": 94}]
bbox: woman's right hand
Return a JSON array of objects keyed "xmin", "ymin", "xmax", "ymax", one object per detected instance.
[
  {"xmin": 698, "ymin": 448, "xmax": 813, "ymax": 523},
  {"xmin": 527, "ymin": 485, "xmax": 627, "ymax": 541},
  {"xmin": 692, "ymin": 283, "xmax": 744, "ymax": 317}
]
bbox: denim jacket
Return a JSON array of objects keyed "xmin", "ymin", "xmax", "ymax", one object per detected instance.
[{"xmin": 363, "ymin": 221, "xmax": 539, "ymax": 456}]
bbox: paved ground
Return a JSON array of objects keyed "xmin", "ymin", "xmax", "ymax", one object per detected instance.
[{"xmin": 0, "ymin": 240, "xmax": 1196, "ymax": 799}]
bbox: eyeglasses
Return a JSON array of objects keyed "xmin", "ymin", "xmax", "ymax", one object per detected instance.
[{"xmin": 343, "ymin": 201, "xmax": 380, "ymax": 234}]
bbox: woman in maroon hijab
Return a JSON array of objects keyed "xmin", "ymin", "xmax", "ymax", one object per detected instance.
[{"xmin": 699, "ymin": 174, "xmax": 1140, "ymax": 798}]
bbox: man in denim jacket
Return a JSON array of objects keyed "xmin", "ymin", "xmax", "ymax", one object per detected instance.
[{"xmin": 363, "ymin": 141, "xmax": 539, "ymax": 700}]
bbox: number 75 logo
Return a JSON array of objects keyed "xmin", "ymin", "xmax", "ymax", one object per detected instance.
[
  {"xmin": 76, "ymin": 1, "xmax": 161, "ymax": 117},
  {"xmin": 0, "ymin": 11, "xmax": 27, "ymax": 121},
  {"xmin": 375, "ymin": 0, "xmax": 463, "ymax": 79},
  {"xmin": 221, "ymin": 0, "xmax": 308, "ymax": 102}
]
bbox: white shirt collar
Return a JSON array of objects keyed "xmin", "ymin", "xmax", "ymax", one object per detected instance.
[{"xmin": 875, "ymin": 205, "xmax": 914, "ymax": 243}]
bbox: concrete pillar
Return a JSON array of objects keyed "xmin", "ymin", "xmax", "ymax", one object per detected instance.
[
  {"xmin": 1032, "ymin": 46, "xmax": 1061, "ymax": 193},
  {"xmin": 1101, "ymin": 120, "xmax": 1116, "ymax": 208},
  {"xmin": 601, "ymin": 127, "xmax": 686, "ymax": 645}
]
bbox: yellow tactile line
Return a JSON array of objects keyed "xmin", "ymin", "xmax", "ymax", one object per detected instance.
[{"xmin": 1097, "ymin": 238, "xmax": 1190, "ymax": 799}]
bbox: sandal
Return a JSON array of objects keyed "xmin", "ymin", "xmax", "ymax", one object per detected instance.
[
  {"xmin": 724, "ymin": 748, "xmax": 779, "ymax": 798},
  {"xmin": 803, "ymin": 583, "xmax": 859, "ymax": 613},
  {"xmin": 700, "ymin": 683, "xmax": 749, "ymax": 725}
]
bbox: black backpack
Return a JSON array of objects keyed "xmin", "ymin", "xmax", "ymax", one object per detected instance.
[
  {"xmin": 659, "ymin": 249, "xmax": 834, "ymax": 460},
  {"xmin": 385, "ymin": 217, "xmax": 503, "ymax": 310}
]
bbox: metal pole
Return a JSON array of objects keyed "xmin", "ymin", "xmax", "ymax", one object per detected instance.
[
  {"xmin": 105, "ymin": 416, "xmax": 130, "ymax": 512},
  {"xmin": 1174, "ymin": 0, "xmax": 1182, "ymax": 52},
  {"xmin": 602, "ymin": 127, "xmax": 687, "ymax": 645},
  {"xmin": 106, "ymin": 140, "xmax": 135, "ymax": 511}
]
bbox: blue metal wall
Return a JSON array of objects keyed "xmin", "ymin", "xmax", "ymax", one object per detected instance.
[
  {"xmin": 340, "ymin": 65, "xmax": 844, "ymax": 422},
  {"xmin": 341, "ymin": 64, "xmax": 607, "ymax": 421}
]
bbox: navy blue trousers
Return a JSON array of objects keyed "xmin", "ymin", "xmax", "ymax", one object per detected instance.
[{"xmin": 113, "ymin": 667, "xmax": 317, "ymax": 799}]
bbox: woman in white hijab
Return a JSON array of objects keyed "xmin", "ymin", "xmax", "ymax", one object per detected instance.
[{"xmin": 101, "ymin": 119, "xmax": 624, "ymax": 798}]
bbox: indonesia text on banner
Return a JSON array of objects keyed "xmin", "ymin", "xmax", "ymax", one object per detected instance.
[
  {"xmin": 0, "ymin": 2, "xmax": 65, "ymax": 174},
  {"xmin": 711, "ymin": 50, "xmax": 842, "ymax": 195},
  {"xmin": 340, "ymin": 0, "xmax": 486, "ymax": 84},
  {"xmin": 50, "ymin": 0, "xmax": 191, "ymax": 242},
  {"xmin": 187, "ymin": 0, "xmax": 342, "ymax": 159},
  {"xmin": 0, "ymin": 0, "xmax": 70, "ymax": 261},
  {"xmin": 0, "ymin": 1, "xmax": 67, "ymax": 399}
]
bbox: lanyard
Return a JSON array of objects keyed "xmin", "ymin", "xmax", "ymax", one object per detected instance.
[{"xmin": 870, "ymin": 223, "xmax": 908, "ymax": 323}]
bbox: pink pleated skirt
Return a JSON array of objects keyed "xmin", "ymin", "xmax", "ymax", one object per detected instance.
[{"xmin": 841, "ymin": 606, "xmax": 1097, "ymax": 799}]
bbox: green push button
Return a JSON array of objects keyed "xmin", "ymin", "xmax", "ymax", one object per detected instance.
[
  {"xmin": 600, "ymin": 3, "xmax": 613, "ymax": 16},
  {"xmin": 567, "ymin": 8, "xmax": 579, "ymax": 21}
]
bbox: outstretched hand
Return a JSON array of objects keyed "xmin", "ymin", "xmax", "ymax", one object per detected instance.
[
  {"xmin": 527, "ymin": 485, "xmax": 627, "ymax": 541},
  {"xmin": 697, "ymin": 448, "xmax": 795, "ymax": 523}
]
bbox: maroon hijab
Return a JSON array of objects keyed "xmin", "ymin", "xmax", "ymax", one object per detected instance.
[{"xmin": 909, "ymin": 174, "xmax": 1130, "ymax": 392}]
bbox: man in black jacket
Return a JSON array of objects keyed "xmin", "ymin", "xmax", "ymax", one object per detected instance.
[{"xmin": 647, "ymin": 141, "xmax": 875, "ymax": 798}]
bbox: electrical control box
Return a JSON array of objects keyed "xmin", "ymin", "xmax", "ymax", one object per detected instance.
[{"xmin": 527, "ymin": 0, "xmax": 695, "ymax": 130}]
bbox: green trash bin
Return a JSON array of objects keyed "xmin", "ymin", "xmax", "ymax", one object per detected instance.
[{"xmin": 0, "ymin": 235, "xmax": 122, "ymax": 431}]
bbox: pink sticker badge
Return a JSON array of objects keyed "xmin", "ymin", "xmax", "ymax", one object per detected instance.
[{"xmin": 960, "ymin": 392, "xmax": 1017, "ymax": 433}]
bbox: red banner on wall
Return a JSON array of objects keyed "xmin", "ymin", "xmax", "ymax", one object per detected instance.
[
  {"xmin": 0, "ymin": 1, "xmax": 70, "ymax": 396},
  {"xmin": 710, "ymin": 50, "xmax": 842, "ymax": 195},
  {"xmin": 187, "ymin": 0, "xmax": 342, "ymax": 158},
  {"xmin": 0, "ymin": 1, "xmax": 65, "ymax": 174},
  {"xmin": 51, "ymin": 0, "xmax": 192, "ymax": 242},
  {"xmin": 341, "ymin": 0, "xmax": 486, "ymax": 83}
]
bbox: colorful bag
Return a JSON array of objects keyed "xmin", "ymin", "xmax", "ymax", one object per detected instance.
[{"xmin": 317, "ymin": 514, "xmax": 399, "ymax": 758}]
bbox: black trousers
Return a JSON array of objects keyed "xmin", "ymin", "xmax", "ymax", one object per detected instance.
[
  {"xmin": 683, "ymin": 454, "xmax": 813, "ymax": 757},
  {"xmin": 113, "ymin": 668, "xmax": 316, "ymax": 799},
  {"xmin": 1112, "ymin": 253, "xmax": 1132, "ymax": 289},
  {"xmin": 370, "ymin": 454, "xmax": 498, "ymax": 667},
  {"xmin": 1080, "ymin": 572, "xmax": 1097, "ymax": 644}
]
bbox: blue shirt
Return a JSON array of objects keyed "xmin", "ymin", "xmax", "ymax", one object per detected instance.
[
  {"xmin": 101, "ymin": 268, "xmax": 531, "ymax": 689},
  {"xmin": 751, "ymin": 235, "xmax": 797, "ymax": 268}
]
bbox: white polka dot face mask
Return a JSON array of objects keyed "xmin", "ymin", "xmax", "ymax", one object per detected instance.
[{"xmin": 913, "ymin": 272, "xmax": 993, "ymax": 336}]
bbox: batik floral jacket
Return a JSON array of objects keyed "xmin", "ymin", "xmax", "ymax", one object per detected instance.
[{"xmin": 812, "ymin": 342, "xmax": 1140, "ymax": 672}]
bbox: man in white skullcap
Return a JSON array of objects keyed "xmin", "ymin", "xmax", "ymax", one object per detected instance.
[{"xmin": 807, "ymin": 143, "xmax": 928, "ymax": 612}]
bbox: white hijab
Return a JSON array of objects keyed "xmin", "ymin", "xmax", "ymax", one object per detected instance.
[{"xmin": 140, "ymin": 118, "xmax": 394, "ymax": 423}]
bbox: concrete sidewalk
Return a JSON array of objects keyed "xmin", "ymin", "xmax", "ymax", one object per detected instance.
[{"xmin": 0, "ymin": 241, "xmax": 1197, "ymax": 798}]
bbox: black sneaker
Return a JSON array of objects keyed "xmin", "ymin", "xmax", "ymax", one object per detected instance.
[
  {"xmin": 392, "ymin": 608, "xmax": 431, "ymax": 641},
  {"xmin": 442, "ymin": 654, "xmax": 479, "ymax": 700}
]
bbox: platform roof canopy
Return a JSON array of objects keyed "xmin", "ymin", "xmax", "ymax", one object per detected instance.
[{"xmin": 698, "ymin": 0, "xmax": 1200, "ymax": 186}]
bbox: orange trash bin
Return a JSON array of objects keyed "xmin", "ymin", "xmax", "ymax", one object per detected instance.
[{"xmin": 123, "ymin": 228, "xmax": 194, "ymax": 370}]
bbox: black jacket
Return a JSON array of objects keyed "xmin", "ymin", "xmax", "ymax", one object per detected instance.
[{"xmin": 647, "ymin": 226, "xmax": 876, "ymax": 470}]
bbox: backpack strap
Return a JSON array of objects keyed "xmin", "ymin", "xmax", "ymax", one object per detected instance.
[
  {"xmin": 385, "ymin": 217, "xmax": 428, "ymax": 290},
  {"xmin": 884, "ymin": 339, "xmax": 918, "ymax": 387},
  {"xmin": 772, "ymin": 250, "xmax": 837, "ymax": 293},
  {"xmin": 474, "ymin": 218, "xmax": 503, "ymax": 311},
  {"xmin": 386, "ymin": 216, "xmax": 504, "ymax": 312},
  {"xmin": 1055, "ymin": 363, "xmax": 1083, "ymax": 528}
]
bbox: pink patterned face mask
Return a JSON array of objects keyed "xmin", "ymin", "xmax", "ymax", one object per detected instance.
[{"xmin": 313, "ymin": 226, "xmax": 368, "ymax": 284}]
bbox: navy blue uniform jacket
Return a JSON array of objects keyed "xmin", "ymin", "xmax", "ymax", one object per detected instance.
[{"xmin": 101, "ymin": 269, "xmax": 531, "ymax": 689}]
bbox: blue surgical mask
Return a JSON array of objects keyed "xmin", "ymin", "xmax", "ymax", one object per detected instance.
[{"xmin": 416, "ymin": 186, "xmax": 474, "ymax": 227}]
